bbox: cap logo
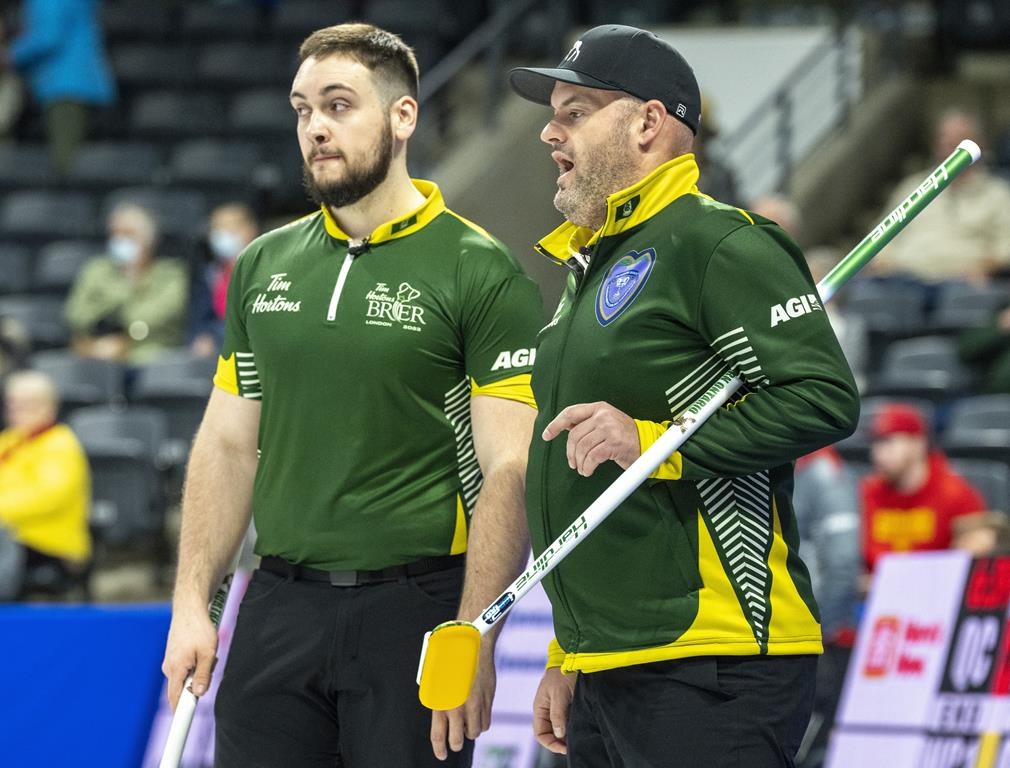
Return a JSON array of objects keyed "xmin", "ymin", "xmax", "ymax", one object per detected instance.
[
  {"xmin": 676, "ymin": 104, "xmax": 687, "ymax": 118},
  {"xmin": 563, "ymin": 40, "xmax": 582, "ymax": 63}
]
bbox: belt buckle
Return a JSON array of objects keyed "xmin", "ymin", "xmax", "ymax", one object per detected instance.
[{"xmin": 328, "ymin": 570, "xmax": 358, "ymax": 587}]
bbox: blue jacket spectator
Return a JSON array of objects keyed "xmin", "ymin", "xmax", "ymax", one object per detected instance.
[
  {"xmin": 10, "ymin": 0, "xmax": 115, "ymax": 107},
  {"xmin": 10, "ymin": 0, "xmax": 115, "ymax": 172}
]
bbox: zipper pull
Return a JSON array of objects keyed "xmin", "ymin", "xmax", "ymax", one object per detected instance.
[
  {"xmin": 565, "ymin": 246, "xmax": 593, "ymax": 286},
  {"xmin": 348, "ymin": 237, "xmax": 370, "ymax": 257}
]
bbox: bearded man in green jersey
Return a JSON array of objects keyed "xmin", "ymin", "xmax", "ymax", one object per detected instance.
[
  {"xmin": 161, "ymin": 24, "xmax": 542, "ymax": 767},
  {"xmin": 510, "ymin": 25, "xmax": 859, "ymax": 767}
]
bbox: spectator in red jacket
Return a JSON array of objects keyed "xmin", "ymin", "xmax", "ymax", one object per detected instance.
[{"xmin": 861, "ymin": 403, "xmax": 986, "ymax": 573}]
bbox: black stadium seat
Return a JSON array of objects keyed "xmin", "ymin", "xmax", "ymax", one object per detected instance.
[
  {"xmin": 197, "ymin": 42, "xmax": 296, "ymax": 88},
  {"xmin": 0, "ymin": 191, "xmax": 99, "ymax": 241},
  {"xmin": 101, "ymin": 187, "xmax": 208, "ymax": 240},
  {"xmin": 35, "ymin": 240, "xmax": 100, "ymax": 296},
  {"xmin": 839, "ymin": 279, "xmax": 928, "ymax": 338},
  {"xmin": 929, "ymin": 282, "xmax": 1010, "ymax": 333},
  {"xmin": 112, "ymin": 44, "xmax": 195, "ymax": 89},
  {"xmin": 169, "ymin": 140, "xmax": 262, "ymax": 186},
  {"xmin": 180, "ymin": 3, "xmax": 262, "ymax": 40},
  {"xmin": 129, "ymin": 91, "xmax": 226, "ymax": 138},
  {"xmin": 0, "ymin": 144, "xmax": 56, "ymax": 189},
  {"xmin": 0, "ymin": 295, "xmax": 71, "ymax": 350},
  {"xmin": 949, "ymin": 458, "xmax": 1010, "ymax": 510},
  {"xmin": 132, "ymin": 354, "xmax": 216, "ymax": 467},
  {"xmin": 0, "ymin": 244, "xmax": 33, "ymax": 295},
  {"xmin": 943, "ymin": 395, "xmax": 1010, "ymax": 463},
  {"xmin": 69, "ymin": 404, "xmax": 166, "ymax": 465},
  {"xmin": 866, "ymin": 335, "xmax": 975, "ymax": 402},
  {"xmin": 30, "ymin": 351, "xmax": 127, "ymax": 419},
  {"xmin": 230, "ymin": 88, "xmax": 294, "ymax": 136},
  {"xmin": 68, "ymin": 405, "xmax": 169, "ymax": 548},
  {"xmin": 364, "ymin": 0, "xmax": 455, "ymax": 69},
  {"xmin": 102, "ymin": 2, "xmax": 173, "ymax": 43},
  {"xmin": 66, "ymin": 142, "xmax": 164, "ymax": 189},
  {"xmin": 272, "ymin": 0, "xmax": 354, "ymax": 41}
]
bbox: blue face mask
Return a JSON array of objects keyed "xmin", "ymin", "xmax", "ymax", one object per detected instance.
[
  {"xmin": 108, "ymin": 235, "xmax": 141, "ymax": 265},
  {"xmin": 209, "ymin": 229, "xmax": 243, "ymax": 262}
]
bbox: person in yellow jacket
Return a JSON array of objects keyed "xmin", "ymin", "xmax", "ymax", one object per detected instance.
[{"xmin": 0, "ymin": 370, "xmax": 90, "ymax": 599}]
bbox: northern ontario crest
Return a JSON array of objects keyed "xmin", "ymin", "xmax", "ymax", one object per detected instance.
[{"xmin": 596, "ymin": 248, "xmax": 656, "ymax": 326}]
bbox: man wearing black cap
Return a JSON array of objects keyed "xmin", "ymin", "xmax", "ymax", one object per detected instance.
[{"xmin": 510, "ymin": 25, "xmax": 860, "ymax": 766}]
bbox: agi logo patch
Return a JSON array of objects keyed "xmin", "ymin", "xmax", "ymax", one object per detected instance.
[{"xmin": 595, "ymin": 248, "xmax": 655, "ymax": 327}]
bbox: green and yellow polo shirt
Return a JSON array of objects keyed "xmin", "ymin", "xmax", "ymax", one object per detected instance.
[{"xmin": 214, "ymin": 180, "xmax": 543, "ymax": 570}]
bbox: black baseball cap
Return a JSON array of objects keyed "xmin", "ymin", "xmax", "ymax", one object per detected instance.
[{"xmin": 509, "ymin": 25, "xmax": 702, "ymax": 134}]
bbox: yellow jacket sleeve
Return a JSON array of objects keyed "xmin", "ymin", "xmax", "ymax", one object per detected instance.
[
  {"xmin": 470, "ymin": 373, "xmax": 537, "ymax": 408},
  {"xmin": 546, "ymin": 637, "xmax": 567, "ymax": 669},
  {"xmin": 633, "ymin": 419, "xmax": 683, "ymax": 480}
]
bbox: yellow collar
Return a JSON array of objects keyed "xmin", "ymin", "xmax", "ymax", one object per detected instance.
[
  {"xmin": 320, "ymin": 179, "xmax": 445, "ymax": 245},
  {"xmin": 535, "ymin": 154, "xmax": 700, "ymax": 263}
]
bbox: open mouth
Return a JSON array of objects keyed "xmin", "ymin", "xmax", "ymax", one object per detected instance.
[{"xmin": 553, "ymin": 152, "xmax": 575, "ymax": 184}]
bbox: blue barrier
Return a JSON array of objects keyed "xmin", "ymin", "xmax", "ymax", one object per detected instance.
[{"xmin": 0, "ymin": 603, "xmax": 171, "ymax": 767}]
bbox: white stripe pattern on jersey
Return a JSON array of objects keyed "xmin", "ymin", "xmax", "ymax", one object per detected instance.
[
  {"xmin": 697, "ymin": 471, "xmax": 773, "ymax": 646},
  {"xmin": 444, "ymin": 378, "xmax": 483, "ymax": 514},
  {"xmin": 235, "ymin": 351, "xmax": 262, "ymax": 399}
]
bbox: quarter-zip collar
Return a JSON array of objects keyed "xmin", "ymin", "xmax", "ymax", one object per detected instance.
[
  {"xmin": 320, "ymin": 178, "xmax": 446, "ymax": 246},
  {"xmin": 534, "ymin": 153, "xmax": 701, "ymax": 264}
]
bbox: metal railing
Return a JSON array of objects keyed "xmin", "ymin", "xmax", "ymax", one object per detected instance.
[
  {"xmin": 418, "ymin": 0, "xmax": 569, "ymax": 125},
  {"xmin": 711, "ymin": 25, "xmax": 863, "ymax": 202}
]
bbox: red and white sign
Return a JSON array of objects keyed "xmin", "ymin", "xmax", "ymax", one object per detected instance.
[{"xmin": 829, "ymin": 552, "xmax": 1010, "ymax": 768}]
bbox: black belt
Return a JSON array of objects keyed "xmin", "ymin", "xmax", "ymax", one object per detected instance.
[{"xmin": 259, "ymin": 554, "xmax": 464, "ymax": 587}]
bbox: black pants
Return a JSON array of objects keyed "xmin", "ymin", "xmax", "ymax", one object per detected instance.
[
  {"xmin": 567, "ymin": 655, "xmax": 817, "ymax": 768},
  {"xmin": 215, "ymin": 564, "xmax": 474, "ymax": 767}
]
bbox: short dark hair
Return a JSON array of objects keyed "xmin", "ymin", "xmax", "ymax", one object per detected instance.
[{"xmin": 299, "ymin": 23, "xmax": 419, "ymax": 103}]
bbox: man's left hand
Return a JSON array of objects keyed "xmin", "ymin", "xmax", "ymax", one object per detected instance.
[
  {"xmin": 430, "ymin": 646, "xmax": 496, "ymax": 760},
  {"xmin": 542, "ymin": 401, "xmax": 640, "ymax": 476}
]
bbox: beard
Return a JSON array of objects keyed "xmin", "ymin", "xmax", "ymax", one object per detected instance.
[
  {"xmin": 553, "ymin": 113, "xmax": 639, "ymax": 230},
  {"xmin": 303, "ymin": 120, "xmax": 394, "ymax": 210}
]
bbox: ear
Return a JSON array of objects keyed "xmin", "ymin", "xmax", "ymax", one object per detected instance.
[
  {"xmin": 391, "ymin": 95, "xmax": 418, "ymax": 142},
  {"xmin": 636, "ymin": 99, "xmax": 669, "ymax": 149}
]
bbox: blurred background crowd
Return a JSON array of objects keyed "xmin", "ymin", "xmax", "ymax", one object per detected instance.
[{"xmin": 0, "ymin": 1, "xmax": 1009, "ymax": 766}]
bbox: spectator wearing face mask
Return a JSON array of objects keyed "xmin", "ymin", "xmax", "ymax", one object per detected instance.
[
  {"xmin": 188, "ymin": 203, "xmax": 259, "ymax": 359},
  {"xmin": 64, "ymin": 202, "xmax": 188, "ymax": 363}
]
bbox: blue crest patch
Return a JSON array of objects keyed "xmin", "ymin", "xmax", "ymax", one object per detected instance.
[{"xmin": 596, "ymin": 248, "xmax": 656, "ymax": 326}]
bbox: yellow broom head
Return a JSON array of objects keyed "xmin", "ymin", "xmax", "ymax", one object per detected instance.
[{"xmin": 417, "ymin": 621, "xmax": 481, "ymax": 711}]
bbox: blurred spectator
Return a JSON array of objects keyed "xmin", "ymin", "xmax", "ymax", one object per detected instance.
[
  {"xmin": 0, "ymin": 316, "xmax": 29, "ymax": 382},
  {"xmin": 65, "ymin": 203, "xmax": 188, "ymax": 364},
  {"xmin": 952, "ymin": 511, "xmax": 1010, "ymax": 557},
  {"xmin": 8, "ymin": 0, "xmax": 115, "ymax": 173},
  {"xmin": 793, "ymin": 445, "xmax": 861, "ymax": 641},
  {"xmin": 0, "ymin": 370, "xmax": 90, "ymax": 600},
  {"xmin": 958, "ymin": 300, "xmax": 1010, "ymax": 393},
  {"xmin": 695, "ymin": 99, "xmax": 741, "ymax": 206},
  {"xmin": 860, "ymin": 403, "xmax": 986, "ymax": 574},
  {"xmin": 806, "ymin": 246, "xmax": 868, "ymax": 389},
  {"xmin": 751, "ymin": 194, "xmax": 802, "ymax": 243},
  {"xmin": 189, "ymin": 203, "xmax": 259, "ymax": 359},
  {"xmin": 870, "ymin": 109, "xmax": 1010, "ymax": 283},
  {"xmin": 0, "ymin": 18, "xmax": 24, "ymax": 140},
  {"xmin": 793, "ymin": 444, "xmax": 862, "ymax": 768}
]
